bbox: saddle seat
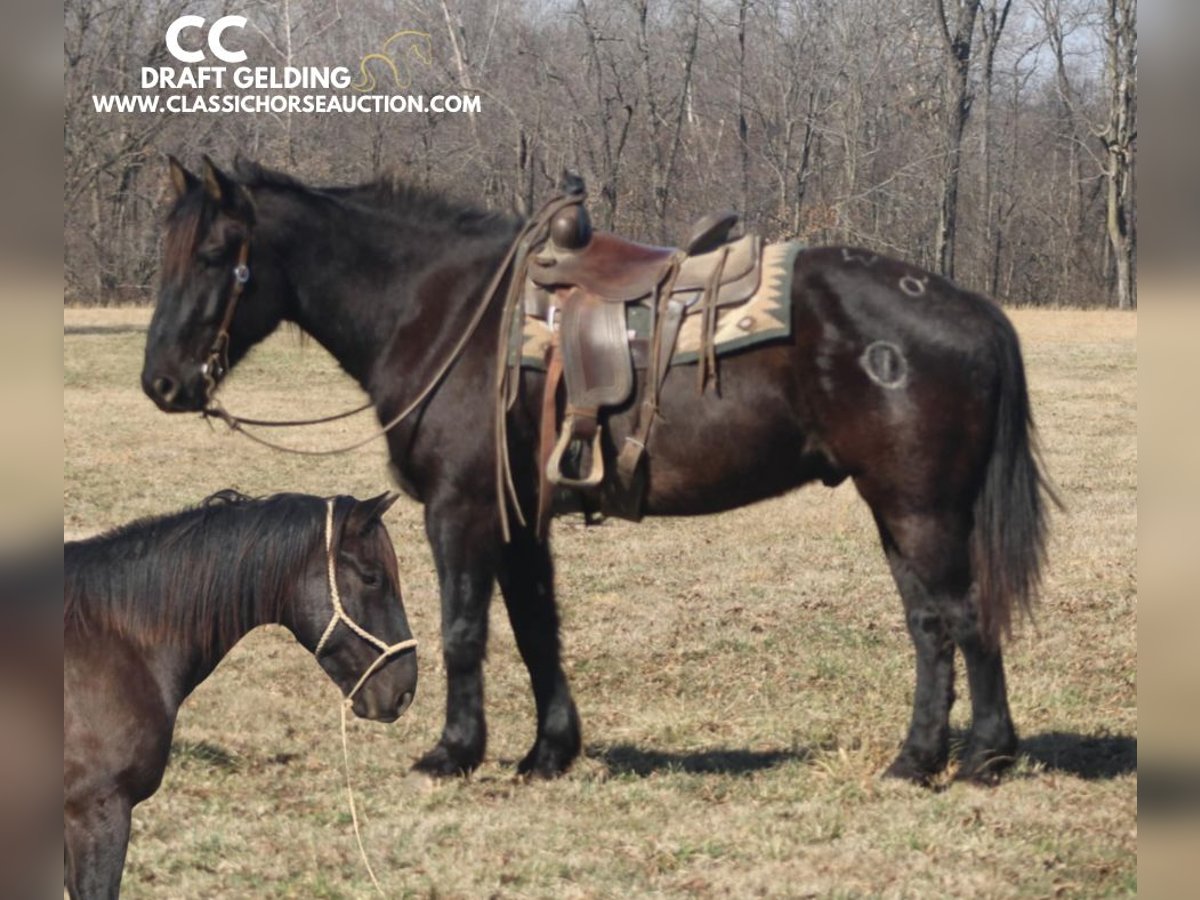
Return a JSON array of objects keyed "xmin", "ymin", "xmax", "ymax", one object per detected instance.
[
  {"xmin": 531, "ymin": 231, "xmax": 675, "ymax": 302},
  {"xmin": 527, "ymin": 203, "xmax": 759, "ymax": 306}
]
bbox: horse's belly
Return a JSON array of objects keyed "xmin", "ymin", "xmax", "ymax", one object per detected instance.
[{"xmin": 619, "ymin": 360, "xmax": 836, "ymax": 516}]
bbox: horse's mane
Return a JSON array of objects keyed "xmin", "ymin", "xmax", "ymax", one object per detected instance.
[
  {"xmin": 161, "ymin": 186, "xmax": 214, "ymax": 283},
  {"xmin": 231, "ymin": 157, "xmax": 515, "ymax": 237},
  {"xmin": 64, "ymin": 490, "xmax": 330, "ymax": 655}
]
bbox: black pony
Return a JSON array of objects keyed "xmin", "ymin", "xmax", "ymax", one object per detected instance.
[
  {"xmin": 64, "ymin": 490, "xmax": 418, "ymax": 899},
  {"xmin": 142, "ymin": 157, "xmax": 1054, "ymax": 786}
]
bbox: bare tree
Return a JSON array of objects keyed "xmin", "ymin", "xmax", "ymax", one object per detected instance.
[
  {"xmin": 734, "ymin": 0, "xmax": 750, "ymax": 214},
  {"xmin": 932, "ymin": 0, "xmax": 982, "ymax": 280},
  {"xmin": 976, "ymin": 0, "xmax": 1013, "ymax": 295},
  {"xmin": 630, "ymin": 0, "xmax": 702, "ymax": 239},
  {"xmin": 1101, "ymin": 0, "xmax": 1136, "ymax": 309},
  {"xmin": 63, "ymin": 0, "xmax": 1132, "ymax": 308}
]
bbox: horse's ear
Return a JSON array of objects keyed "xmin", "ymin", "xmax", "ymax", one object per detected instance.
[
  {"xmin": 365, "ymin": 491, "xmax": 402, "ymax": 521},
  {"xmin": 201, "ymin": 154, "xmax": 255, "ymax": 222},
  {"xmin": 232, "ymin": 152, "xmax": 253, "ymax": 180},
  {"xmin": 200, "ymin": 154, "xmax": 228, "ymax": 202},
  {"xmin": 167, "ymin": 155, "xmax": 198, "ymax": 198},
  {"xmin": 346, "ymin": 492, "xmax": 401, "ymax": 534}
]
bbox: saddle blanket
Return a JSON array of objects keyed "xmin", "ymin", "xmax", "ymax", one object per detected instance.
[{"xmin": 510, "ymin": 240, "xmax": 802, "ymax": 370}]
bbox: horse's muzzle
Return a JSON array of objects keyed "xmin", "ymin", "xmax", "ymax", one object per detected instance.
[
  {"xmin": 355, "ymin": 689, "xmax": 414, "ymax": 724},
  {"xmin": 142, "ymin": 368, "xmax": 206, "ymax": 412}
]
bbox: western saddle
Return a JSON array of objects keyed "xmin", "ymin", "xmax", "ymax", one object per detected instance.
[{"xmin": 506, "ymin": 189, "xmax": 765, "ymax": 533}]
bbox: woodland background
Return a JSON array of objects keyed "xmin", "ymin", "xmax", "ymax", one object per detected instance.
[{"xmin": 63, "ymin": 0, "xmax": 1136, "ymax": 308}]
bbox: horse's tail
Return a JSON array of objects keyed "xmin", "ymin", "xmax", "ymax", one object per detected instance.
[{"xmin": 972, "ymin": 311, "xmax": 1059, "ymax": 646}]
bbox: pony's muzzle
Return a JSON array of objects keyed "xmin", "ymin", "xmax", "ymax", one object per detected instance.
[{"xmin": 355, "ymin": 689, "xmax": 414, "ymax": 724}]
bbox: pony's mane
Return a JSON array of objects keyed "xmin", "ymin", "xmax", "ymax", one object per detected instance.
[
  {"xmin": 231, "ymin": 157, "xmax": 515, "ymax": 236},
  {"xmin": 64, "ymin": 490, "xmax": 330, "ymax": 656}
]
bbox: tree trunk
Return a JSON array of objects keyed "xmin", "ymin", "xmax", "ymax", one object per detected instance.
[
  {"xmin": 736, "ymin": 0, "xmax": 750, "ymax": 214},
  {"xmin": 978, "ymin": 1, "xmax": 1012, "ymax": 296},
  {"xmin": 1103, "ymin": 0, "xmax": 1136, "ymax": 309},
  {"xmin": 933, "ymin": 0, "xmax": 982, "ymax": 281}
]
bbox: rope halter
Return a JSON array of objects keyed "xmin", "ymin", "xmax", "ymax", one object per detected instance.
[{"xmin": 316, "ymin": 498, "xmax": 417, "ymax": 706}]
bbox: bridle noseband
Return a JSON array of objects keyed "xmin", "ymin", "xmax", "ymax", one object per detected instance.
[
  {"xmin": 201, "ymin": 237, "xmax": 251, "ymax": 402},
  {"xmin": 316, "ymin": 498, "xmax": 417, "ymax": 705}
]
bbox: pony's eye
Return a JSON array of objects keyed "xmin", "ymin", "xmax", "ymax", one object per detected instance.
[{"xmin": 361, "ymin": 569, "xmax": 381, "ymax": 587}]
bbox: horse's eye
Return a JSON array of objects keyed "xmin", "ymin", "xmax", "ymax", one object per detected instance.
[{"xmin": 361, "ymin": 569, "xmax": 381, "ymax": 587}]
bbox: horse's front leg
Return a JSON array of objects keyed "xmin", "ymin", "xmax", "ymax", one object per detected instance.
[
  {"xmin": 496, "ymin": 525, "xmax": 581, "ymax": 777},
  {"xmin": 413, "ymin": 495, "xmax": 498, "ymax": 777},
  {"xmin": 64, "ymin": 791, "xmax": 132, "ymax": 900}
]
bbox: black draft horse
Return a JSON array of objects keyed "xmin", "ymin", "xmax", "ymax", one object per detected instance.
[
  {"xmin": 142, "ymin": 157, "xmax": 1054, "ymax": 787},
  {"xmin": 64, "ymin": 490, "xmax": 418, "ymax": 899}
]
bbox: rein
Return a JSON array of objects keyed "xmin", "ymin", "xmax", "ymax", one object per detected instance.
[
  {"xmin": 196, "ymin": 193, "xmax": 583, "ymax": 542},
  {"xmin": 198, "ymin": 195, "xmax": 577, "ymax": 468},
  {"xmin": 199, "ymin": 238, "xmax": 378, "ymax": 439},
  {"xmin": 320, "ymin": 497, "xmax": 417, "ymax": 897}
]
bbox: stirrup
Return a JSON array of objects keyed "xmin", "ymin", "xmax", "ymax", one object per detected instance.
[{"xmin": 546, "ymin": 414, "xmax": 605, "ymax": 489}]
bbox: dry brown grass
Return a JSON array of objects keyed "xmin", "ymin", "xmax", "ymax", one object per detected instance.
[{"xmin": 64, "ymin": 307, "xmax": 1136, "ymax": 898}]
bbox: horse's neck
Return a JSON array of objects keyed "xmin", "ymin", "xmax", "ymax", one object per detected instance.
[
  {"xmin": 165, "ymin": 610, "xmax": 273, "ymax": 706},
  {"xmin": 69, "ymin": 515, "xmax": 311, "ymax": 710},
  {"xmin": 275, "ymin": 234, "xmax": 402, "ymax": 388},
  {"xmin": 264, "ymin": 197, "xmax": 512, "ymax": 395}
]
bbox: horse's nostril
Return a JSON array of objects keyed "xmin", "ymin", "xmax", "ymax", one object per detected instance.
[{"xmin": 152, "ymin": 376, "xmax": 178, "ymax": 403}]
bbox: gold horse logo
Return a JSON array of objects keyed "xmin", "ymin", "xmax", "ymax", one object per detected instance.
[{"xmin": 353, "ymin": 30, "xmax": 433, "ymax": 93}]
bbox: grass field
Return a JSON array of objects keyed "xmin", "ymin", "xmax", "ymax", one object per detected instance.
[{"xmin": 64, "ymin": 307, "xmax": 1136, "ymax": 898}]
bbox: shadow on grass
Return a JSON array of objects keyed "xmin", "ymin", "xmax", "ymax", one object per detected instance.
[
  {"xmin": 588, "ymin": 742, "xmax": 811, "ymax": 777},
  {"xmin": 589, "ymin": 732, "xmax": 1135, "ymax": 781},
  {"xmin": 170, "ymin": 739, "xmax": 240, "ymax": 770},
  {"xmin": 64, "ymin": 324, "xmax": 148, "ymax": 336},
  {"xmin": 1020, "ymin": 731, "xmax": 1136, "ymax": 780}
]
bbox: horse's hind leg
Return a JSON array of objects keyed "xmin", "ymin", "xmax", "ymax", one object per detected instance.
[
  {"xmin": 64, "ymin": 793, "xmax": 131, "ymax": 900},
  {"xmin": 496, "ymin": 526, "xmax": 581, "ymax": 777},
  {"xmin": 875, "ymin": 509, "xmax": 1017, "ymax": 785},
  {"xmin": 942, "ymin": 599, "xmax": 1018, "ymax": 783},
  {"xmin": 878, "ymin": 530, "xmax": 957, "ymax": 784}
]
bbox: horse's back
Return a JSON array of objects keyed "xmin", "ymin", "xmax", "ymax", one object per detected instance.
[{"xmin": 793, "ymin": 246, "xmax": 1012, "ymax": 369}]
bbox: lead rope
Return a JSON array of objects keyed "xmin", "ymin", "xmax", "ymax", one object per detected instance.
[
  {"xmin": 203, "ymin": 260, "xmax": 499, "ymax": 458},
  {"xmin": 339, "ymin": 699, "xmax": 384, "ymax": 896},
  {"xmin": 320, "ymin": 499, "xmax": 417, "ymax": 896}
]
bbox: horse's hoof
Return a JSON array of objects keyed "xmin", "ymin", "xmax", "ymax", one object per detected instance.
[
  {"xmin": 882, "ymin": 754, "xmax": 941, "ymax": 787},
  {"xmin": 412, "ymin": 742, "xmax": 478, "ymax": 778},
  {"xmin": 953, "ymin": 749, "xmax": 1015, "ymax": 786},
  {"xmin": 517, "ymin": 740, "xmax": 576, "ymax": 779}
]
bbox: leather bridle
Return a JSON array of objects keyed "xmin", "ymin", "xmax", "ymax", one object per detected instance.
[{"xmin": 201, "ymin": 237, "xmax": 251, "ymax": 404}]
